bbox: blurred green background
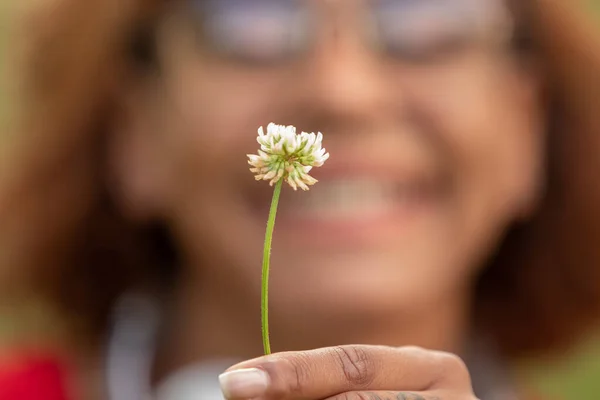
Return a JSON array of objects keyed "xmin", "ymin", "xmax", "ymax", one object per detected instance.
[
  {"xmin": 526, "ymin": 335, "xmax": 600, "ymax": 399},
  {"xmin": 0, "ymin": 1, "xmax": 599, "ymax": 399}
]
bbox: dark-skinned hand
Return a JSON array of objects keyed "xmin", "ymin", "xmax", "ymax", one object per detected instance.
[{"xmin": 219, "ymin": 345, "xmax": 479, "ymax": 400}]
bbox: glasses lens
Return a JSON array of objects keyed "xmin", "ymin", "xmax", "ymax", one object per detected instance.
[
  {"xmin": 188, "ymin": 0, "xmax": 512, "ymax": 65},
  {"xmin": 371, "ymin": 0, "xmax": 512, "ymax": 62},
  {"xmin": 191, "ymin": 0, "xmax": 309, "ymax": 63}
]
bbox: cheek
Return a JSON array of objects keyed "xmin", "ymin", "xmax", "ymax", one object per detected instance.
[
  {"xmin": 416, "ymin": 61, "xmax": 543, "ymax": 223},
  {"xmin": 465, "ymin": 86, "xmax": 542, "ymax": 221},
  {"xmin": 159, "ymin": 59, "xmax": 308, "ymax": 192},
  {"xmin": 154, "ymin": 58, "xmax": 309, "ymax": 279},
  {"xmin": 167, "ymin": 54, "xmax": 295, "ymax": 141},
  {"xmin": 395, "ymin": 60, "xmax": 545, "ymax": 285}
]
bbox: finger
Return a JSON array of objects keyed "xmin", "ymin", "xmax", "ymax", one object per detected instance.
[
  {"xmin": 325, "ymin": 391, "xmax": 444, "ymax": 400},
  {"xmin": 218, "ymin": 345, "xmax": 473, "ymax": 400}
]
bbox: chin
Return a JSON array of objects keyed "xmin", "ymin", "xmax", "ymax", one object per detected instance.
[{"xmin": 271, "ymin": 260, "xmax": 431, "ymax": 321}]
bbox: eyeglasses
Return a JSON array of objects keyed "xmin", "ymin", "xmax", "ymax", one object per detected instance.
[{"xmin": 186, "ymin": 0, "xmax": 514, "ymax": 65}]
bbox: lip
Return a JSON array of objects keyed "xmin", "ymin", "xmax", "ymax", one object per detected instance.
[
  {"xmin": 278, "ymin": 188, "xmax": 436, "ymax": 248},
  {"xmin": 309, "ymin": 158, "xmax": 433, "ymax": 182},
  {"xmin": 252, "ymin": 175, "xmax": 440, "ymax": 250},
  {"xmin": 245, "ymin": 160, "xmax": 435, "ymax": 201}
]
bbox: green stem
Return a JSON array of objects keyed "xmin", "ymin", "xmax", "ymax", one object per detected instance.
[{"xmin": 262, "ymin": 179, "xmax": 283, "ymax": 355}]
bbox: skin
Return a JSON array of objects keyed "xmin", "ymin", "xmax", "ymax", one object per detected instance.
[
  {"xmin": 220, "ymin": 345, "xmax": 471, "ymax": 399},
  {"xmin": 111, "ymin": 0, "xmax": 545, "ymax": 396}
]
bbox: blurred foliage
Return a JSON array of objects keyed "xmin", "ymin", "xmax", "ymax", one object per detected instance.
[{"xmin": 526, "ymin": 334, "xmax": 600, "ymax": 399}]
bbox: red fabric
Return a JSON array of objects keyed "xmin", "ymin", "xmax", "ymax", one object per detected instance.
[{"xmin": 0, "ymin": 353, "xmax": 70, "ymax": 400}]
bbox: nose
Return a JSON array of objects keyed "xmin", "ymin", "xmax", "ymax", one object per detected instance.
[{"xmin": 294, "ymin": 18, "xmax": 392, "ymax": 121}]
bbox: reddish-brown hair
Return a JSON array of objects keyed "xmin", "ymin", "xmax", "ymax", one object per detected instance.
[
  {"xmin": 1, "ymin": 0, "xmax": 599, "ymax": 359},
  {"xmin": 476, "ymin": 0, "xmax": 600, "ymax": 357}
]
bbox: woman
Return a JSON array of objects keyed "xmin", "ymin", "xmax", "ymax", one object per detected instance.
[{"xmin": 2, "ymin": 0, "xmax": 600, "ymax": 399}]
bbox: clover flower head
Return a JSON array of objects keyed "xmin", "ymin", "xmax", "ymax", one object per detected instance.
[{"xmin": 247, "ymin": 123, "xmax": 330, "ymax": 191}]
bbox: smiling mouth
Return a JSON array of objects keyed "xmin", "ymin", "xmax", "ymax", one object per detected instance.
[
  {"xmin": 243, "ymin": 141, "xmax": 447, "ymax": 244},
  {"xmin": 250, "ymin": 174, "xmax": 443, "ymax": 249},
  {"xmin": 278, "ymin": 178, "xmax": 433, "ymax": 220}
]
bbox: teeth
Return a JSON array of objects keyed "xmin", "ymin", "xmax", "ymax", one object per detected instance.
[{"xmin": 283, "ymin": 179, "xmax": 409, "ymax": 219}]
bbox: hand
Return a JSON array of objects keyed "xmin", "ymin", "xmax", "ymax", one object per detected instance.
[{"xmin": 219, "ymin": 345, "xmax": 478, "ymax": 400}]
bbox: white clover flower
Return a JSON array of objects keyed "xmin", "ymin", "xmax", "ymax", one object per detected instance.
[{"xmin": 247, "ymin": 123, "xmax": 329, "ymax": 191}]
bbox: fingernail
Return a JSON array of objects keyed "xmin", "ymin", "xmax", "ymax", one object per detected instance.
[{"xmin": 219, "ymin": 368, "xmax": 269, "ymax": 399}]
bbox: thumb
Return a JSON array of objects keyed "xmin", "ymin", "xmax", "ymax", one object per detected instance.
[{"xmin": 218, "ymin": 345, "xmax": 464, "ymax": 400}]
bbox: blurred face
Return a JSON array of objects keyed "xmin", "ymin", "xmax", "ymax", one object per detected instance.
[{"xmin": 115, "ymin": 0, "xmax": 544, "ymax": 322}]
